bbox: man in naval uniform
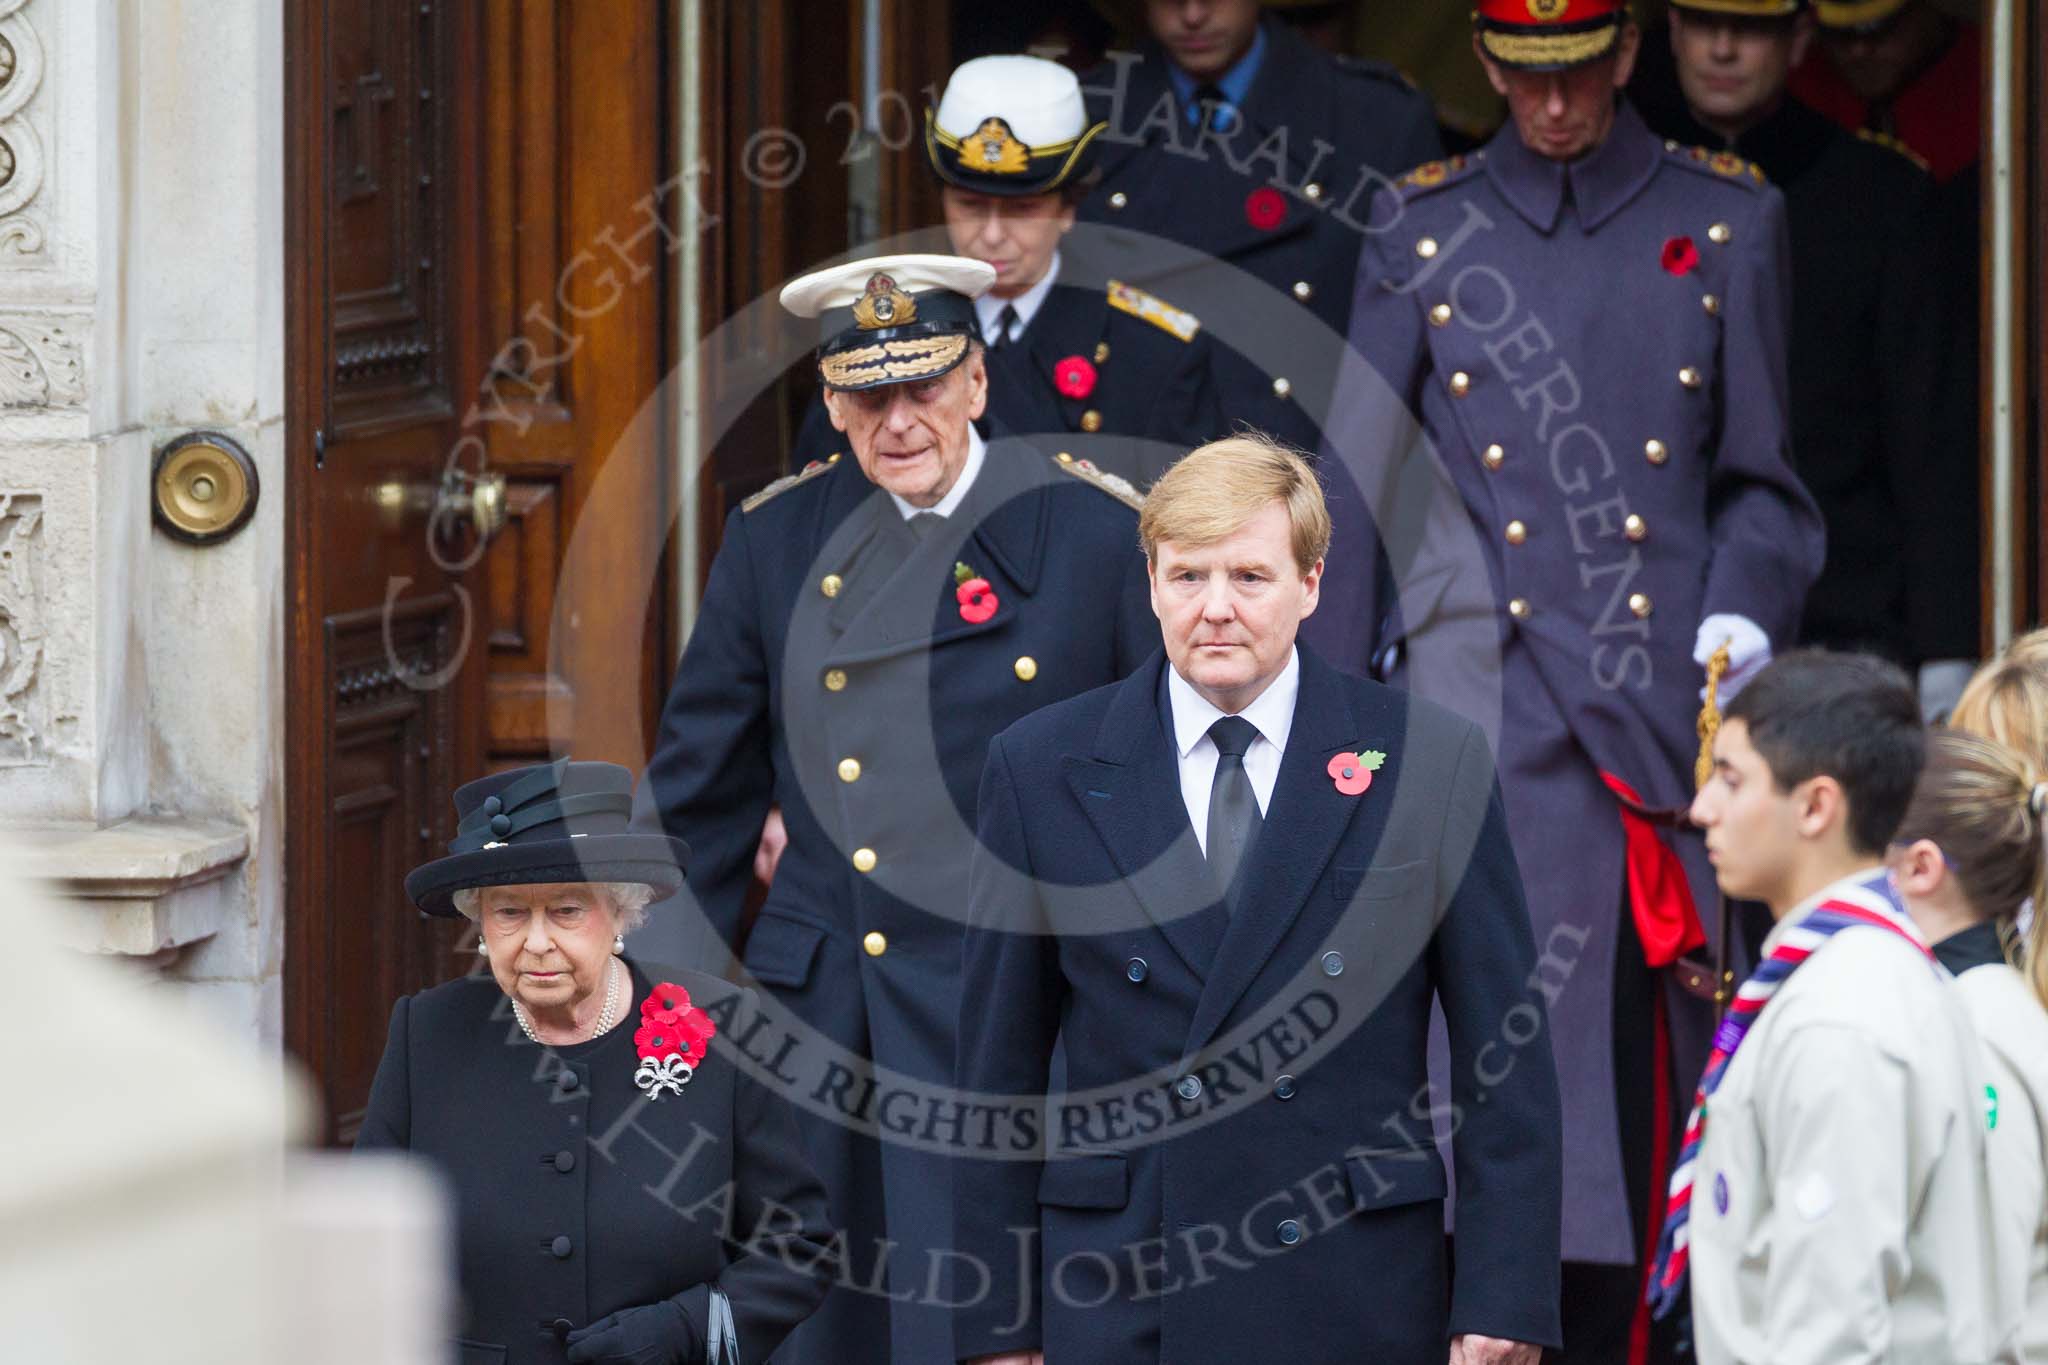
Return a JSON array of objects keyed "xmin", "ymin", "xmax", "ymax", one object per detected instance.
[
  {"xmin": 794, "ymin": 55, "xmax": 1225, "ymax": 487},
  {"xmin": 1076, "ymin": 0, "xmax": 1445, "ymax": 455},
  {"xmin": 1305, "ymin": 3, "xmax": 1825, "ymax": 1360},
  {"xmin": 635, "ymin": 255, "xmax": 1156, "ymax": 1365}
]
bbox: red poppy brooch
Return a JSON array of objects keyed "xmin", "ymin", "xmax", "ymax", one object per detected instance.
[
  {"xmin": 954, "ymin": 560, "xmax": 999, "ymax": 624},
  {"xmin": 1054, "ymin": 355, "xmax": 1097, "ymax": 400},
  {"xmin": 1327, "ymin": 749, "xmax": 1387, "ymax": 797},
  {"xmin": 1661, "ymin": 236, "xmax": 1699, "ymax": 277},
  {"xmin": 1244, "ymin": 187, "xmax": 1287, "ymax": 231},
  {"xmin": 632, "ymin": 981, "xmax": 716, "ymax": 1099}
]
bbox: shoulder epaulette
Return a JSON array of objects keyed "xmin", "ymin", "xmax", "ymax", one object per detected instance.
[
  {"xmin": 741, "ymin": 452, "xmax": 839, "ymax": 513},
  {"xmin": 1663, "ymin": 140, "xmax": 1769, "ymax": 188},
  {"xmin": 1107, "ymin": 280, "xmax": 1200, "ymax": 343},
  {"xmin": 1855, "ymin": 127, "xmax": 1932, "ymax": 173},
  {"xmin": 1052, "ymin": 451, "xmax": 1143, "ymax": 510},
  {"xmin": 1396, "ymin": 152, "xmax": 1482, "ymax": 196},
  {"xmin": 1333, "ymin": 54, "xmax": 1420, "ymax": 93}
]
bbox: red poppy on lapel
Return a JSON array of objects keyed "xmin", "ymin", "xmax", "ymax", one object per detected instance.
[
  {"xmin": 1327, "ymin": 749, "xmax": 1386, "ymax": 796},
  {"xmin": 1661, "ymin": 236, "xmax": 1699, "ymax": 276},
  {"xmin": 633, "ymin": 981, "xmax": 717, "ymax": 1100},
  {"xmin": 1244, "ymin": 187, "xmax": 1287, "ymax": 231},
  {"xmin": 957, "ymin": 577, "xmax": 999, "ymax": 624},
  {"xmin": 1054, "ymin": 355, "xmax": 1097, "ymax": 399}
]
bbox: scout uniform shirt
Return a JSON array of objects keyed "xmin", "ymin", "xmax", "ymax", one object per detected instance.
[{"xmin": 1688, "ymin": 876, "xmax": 2012, "ymax": 1365}]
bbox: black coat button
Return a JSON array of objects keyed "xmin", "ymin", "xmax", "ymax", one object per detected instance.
[
  {"xmin": 1277, "ymin": 1219, "xmax": 1302, "ymax": 1246},
  {"xmin": 551, "ymin": 1234, "xmax": 572, "ymax": 1259},
  {"xmin": 557, "ymin": 1068, "xmax": 580, "ymax": 1092},
  {"xmin": 1320, "ymin": 950, "xmax": 1344, "ymax": 977},
  {"xmin": 1126, "ymin": 957, "xmax": 1148, "ymax": 983},
  {"xmin": 1274, "ymin": 1074, "xmax": 1297, "ymax": 1100},
  {"xmin": 551, "ymin": 1318, "xmax": 573, "ymax": 1341},
  {"xmin": 553, "ymin": 1149, "xmax": 575, "ymax": 1173}
]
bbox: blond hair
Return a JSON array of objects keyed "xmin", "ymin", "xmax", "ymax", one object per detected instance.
[
  {"xmin": 1896, "ymin": 731, "xmax": 2048, "ymax": 1013},
  {"xmin": 1139, "ymin": 433, "xmax": 1331, "ymax": 572},
  {"xmin": 1951, "ymin": 640, "xmax": 2048, "ymax": 764}
]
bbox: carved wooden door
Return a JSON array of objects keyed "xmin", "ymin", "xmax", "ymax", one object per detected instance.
[{"xmin": 285, "ymin": 0, "xmax": 670, "ymax": 1145}]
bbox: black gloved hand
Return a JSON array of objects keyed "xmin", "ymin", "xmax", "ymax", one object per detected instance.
[{"xmin": 564, "ymin": 1298, "xmax": 699, "ymax": 1365}]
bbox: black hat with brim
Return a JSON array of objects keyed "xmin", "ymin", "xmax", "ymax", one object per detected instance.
[{"xmin": 403, "ymin": 759, "xmax": 689, "ymax": 918}]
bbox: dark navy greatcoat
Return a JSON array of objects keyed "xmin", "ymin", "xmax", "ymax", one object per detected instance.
[
  {"xmin": 1305, "ymin": 100, "xmax": 1825, "ymax": 1264},
  {"xmin": 635, "ymin": 437, "xmax": 1155, "ymax": 1364},
  {"xmin": 1077, "ymin": 17, "xmax": 1444, "ymax": 455},
  {"xmin": 952, "ymin": 647, "xmax": 1563, "ymax": 1364},
  {"xmin": 356, "ymin": 961, "xmax": 835, "ymax": 1365},
  {"xmin": 793, "ymin": 277, "xmax": 1227, "ymax": 487}
]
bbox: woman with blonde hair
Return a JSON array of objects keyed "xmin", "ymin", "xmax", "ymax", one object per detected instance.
[
  {"xmin": 1887, "ymin": 729, "xmax": 2048, "ymax": 1359},
  {"xmin": 1951, "ymin": 626, "xmax": 2048, "ymax": 755}
]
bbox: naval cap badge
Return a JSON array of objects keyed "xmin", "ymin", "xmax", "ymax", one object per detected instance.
[{"xmin": 853, "ymin": 272, "xmax": 919, "ymax": 330}]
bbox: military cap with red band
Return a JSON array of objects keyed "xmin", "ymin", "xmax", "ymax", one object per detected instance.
[
  {"xmin": 1473, "ymin": 0, "xmax": 1629, "ymax": 71},
  {"xmin": 1667, "ymin": 0, "xmax": 1803, "ymax": 17}
]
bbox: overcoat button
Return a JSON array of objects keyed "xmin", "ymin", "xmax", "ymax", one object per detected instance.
[
  {"xmin": 1320, "ymin": 950, "xmax": 1344, "ymax": 977},
  {"xmin": 1176, "ymin": 1074, "xmax": 1203, "ymax": 1101},
  {"xmin": 1449, "ymin": 371, "xmax": 1471, "ymax": 397},
  {"xmin": 1126, "ymin": 957, "xmax": 1148, "ymax": 983},
  {"xmin": 838, "ymin": 757, "xmax": 862, "ymax": 783},
  {"xmin": 824, "ymin": 668, "xmax": 847, "ymax": 692},
  {"xmin": 820, "ymin": 574, "xmax": 842, "ymax": 598},
  {"xmin": 1678, "ymin": 366, "xmax": 1702, "ymax": 390},
  {"xmin": 1624, "ymin": 514, "xmax": 1648, "ymax": 542},
  {"xmin": 1429, "ymin": 303, "xmax": 1452, "ymax": 327},
  {"xmin": 852, "ymin": 847, "xmax": 877, "ymax": 873},
  {"xmin": 1415, "ymin": 237, "xmax": 1439, "ymax": 259},
  {"xmin": 1702, "ymin": 293, "xmax": 1721, "ymax": 317},
  {"xmin": 1504, "ymin": 519, "xmax": 1527, "ymax": 546},
  {"xmin": 1508, "ymin": 598, "xmax": 1532, "ymax": 621},
  {"xmin": 1277, "ymin": 1219, "xmax": 1302, "ymax": 1246},
  {"xmin": 1274, "ymin": 1074, "xmax": 1297, "ymax": 1100},
  {"xmin": 1272, "ymin": 377, "xmax": 1292, "ymax": 399},
  {"xmin": 1014, "ymin": 656, "xmax": 1038, "ymax": 682},
  {"xmin": 552, "ymin": 1318, "xmax": 574, "ymax": 1340},
  {"xmin": 1081, "ymin": 410, "xmax": 1103, "ymax": 432},
  {"xmin": 557, "ymin": 1069, "xmax": 580, "ymax": 1092},
  {"xmin": 1303, "ymin": 182, "xmax": 1324, "ymax": 200},
  {"xmin": 1708, "ymin": 221, "xmax": 1731, "ymax": 245},
  {"xmin": 1108, "ymin": 191, "xmax": 1128, "ymax": 210},
  {"xmin": 1482, "ymin": 443, "xmax": 1505, "ymax": 470},
  {"xmin": 1645, "ymin": 439, "xmax": 1669, "ymax": 465},
  {"xmin": 1094, "ymin": 342, "xmax": 1111, "ymax": 363},
  {"xmin": 863, "ymin": 931, "xmax": 887, "ymax": 957},
  {"xmin": 1629, "ymin": 593, "xmax": 1654, "ymax": 619},
  {"xmin": 551, "ymin": 1235, "xmax": 572, "ymax": 1259},
  {"xmin": 553, "ymin": 1149, "xmax": 576, "ymax": 1173},
  {"xmin": 1292, "ymin": 281, "xmax": 1313, "ymax": 301}
]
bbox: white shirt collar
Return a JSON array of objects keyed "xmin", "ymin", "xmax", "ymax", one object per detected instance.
[
  {"xmin": 974, "ymin": 251, "xmax": 1062, "ymax": 344},
  {"xmin": 1166, "ymin": 646, "xmax": 1301, "ymax": 760},
  {"xmin": 888, "ymin": 423, "xmax": 986, "ymax": 521}
]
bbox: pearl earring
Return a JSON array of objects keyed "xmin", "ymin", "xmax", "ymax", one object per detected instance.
[
  {"xmin": 476, "ymin": 939, "xmax": 489, "ymax": 956},
  {"xmin": 612, "ymin": 933, "xmax": 625, "ymax": 955}
]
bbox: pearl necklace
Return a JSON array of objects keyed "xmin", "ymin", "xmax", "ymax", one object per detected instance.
[{"xmin": 513, "ymin": 957, "xmax": 623, "ymax": 1046}]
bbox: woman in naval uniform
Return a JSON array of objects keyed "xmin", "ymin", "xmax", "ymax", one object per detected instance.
[{"xmin": 357, "ymin": 759, "xmax": 835, "ymax": 1365}]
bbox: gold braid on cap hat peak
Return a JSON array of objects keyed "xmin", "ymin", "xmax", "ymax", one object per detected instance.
[
  {"xmin": 819, "ymin": 335, "xmax": 970, "ymax": 389},
  {"xmin": 1478, "ymin": 24, "xmax": 1622, "ymax": 66}
]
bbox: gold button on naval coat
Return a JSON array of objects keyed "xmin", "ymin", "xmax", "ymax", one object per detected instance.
[
  {"xmin": 837, "ymin": 757, "xmax": 862, "ymax": 783},
  {"xmin": 1304, "ymin": 182, "xmax": 1324, "ymax": 201},
  {"xmin": 1509, "ymin": 597, "xmax": 1532, "ymax": 621},
  {"xmin": 1094, "ymin": 342, "xmax": 1111, "ymax": 363},
  {"xmin": 1505, "ymin": 519, "xmax": 1527, "ymax": 546},
  {"xmin": 1272, "ymin": 377, "xmax": 1292, "ymax": 399},
  {"xmin": 1292, "ymin": 280, "xmax": 1313, "ymax": 301},
  {"xmin": 852, "ymin": 847, "xmax": 877, "ymax": 873},
  {"xmin": 1449, "ymin": 371, "xmax": 1471, "ymax": 397},
  {"xmin": 1702, "ymin": 294, "xmax": 1721, "ymax": 317},
  {"xmin": 1645, "ymin": 439, "xmax": 1669, "ymax": 465},
  {"xmin": 863, "ymin": 931, "xmax": 887, "ymax": 957},
  {"xmin": 1109, "ymin": 191, "xmax": 1128, "ymax": 210},
  {"xmin": 824, "ymin": 668, "xmax": 847, "ymax": 692},
  {"xmin": 1416, "ymin": 237, "xmax": 1439, "ymax": 259},
  {"xmin": 1014, "ymin": 656, "xmax": 1038, "ymax": 682},
  {"xmin": 1629, "ymin": 593, "xmax": 1653, "ymax": 619},
  {"xmin": 1081, "ymin": 410, "xmax": 1103, "ymax": 432},
  {"xmin": 1708, "ymin": 222, "xmax": 1731, "ymax": 245},
  {"xmin": 1482, "ymin": 443, "xmax": 1505, "ymax": 470},
  {"xmin": 820, "ymin": 573, "xmax": 842, "ymax": 598},
  {"xmin": 1624, "ymin": 514, "xmax": 1648, "ymax": 542},
  {"xmin": 1429, "ymin": 303, "xmax": 1452, "ymax": 327},
  {"xmin": 1678, "ymin": 367, "xmax": 1702, "ymax": 390}
]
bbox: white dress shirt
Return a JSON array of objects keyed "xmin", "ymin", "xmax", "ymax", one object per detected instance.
[
  {"xmin": 1166, "ymin": 647, "xmax": 1299, "ymax": 854},
  {"xmin": 973, "ymin": 251, "xmax": 1061, "ymax": 344},
  {"xmin": 887, "ymin": 424, "xmax": 985, "ymax": 522}
]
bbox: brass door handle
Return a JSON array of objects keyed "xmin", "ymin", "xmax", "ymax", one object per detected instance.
[{"xmin": 432, "ymin": 467, "xmax": 508, "ymax": 545}]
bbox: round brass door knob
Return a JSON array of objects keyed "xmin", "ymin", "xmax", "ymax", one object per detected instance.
[{"xmin": 153, "ymin": 432, "xmax": 259, "ymax": 545}]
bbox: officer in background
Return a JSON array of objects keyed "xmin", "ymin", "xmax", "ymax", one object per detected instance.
[
  {"xmin": 636, "ymin": 255, "xmax": 1156, "ymax": 1365},
  {"xmin": 1305, "ymin": 3, "xmax": 1824, "ymax": 1360},
  {"xmin": 1632, "ymin": 1, "xmax": 1978, "ymax": 703},
  {"xmin": 793, "ymin": 55, "xmax": 1224, "ymax": 486},
  {"xmin": 1076, "ymin": 0, "xmax": 1444, "ymax": 454}
]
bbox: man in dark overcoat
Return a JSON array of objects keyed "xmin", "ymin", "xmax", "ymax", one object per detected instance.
[
  {"xmin": 635, "ymin": 254, "xmax": 1156, "ymax": 1365},
  {"xmin": 1303, "ymin": 3, "xmax": 1825, "ymax": 1359},
  {"xmin": 953, "ymin": 435, "xmax": 1562, "ymax": 1365},
  {"xmin": 1075, "ymin": 0, "xmax": 1444, "ymax": 455}
]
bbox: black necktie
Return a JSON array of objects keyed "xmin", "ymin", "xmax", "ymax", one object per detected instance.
[
  {"xmin": 1206, "ymin": 715, "xmax": 1263, "ymax": 900},
  {"xmin": 1193, "ymin": 83, "xmax": 1228, "ymax": 133},
  {"xmin": 989, "ymin": 303, "xmax": 1018, "ymax": 348},
  {"xmin": 907, "ymin": 511, "xmax": 943, "ymax": 541}
]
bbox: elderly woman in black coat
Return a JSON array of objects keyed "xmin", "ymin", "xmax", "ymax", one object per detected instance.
[{"xmin": 358, "ymin": 760, "xmax": 836, "ymax": 1365}]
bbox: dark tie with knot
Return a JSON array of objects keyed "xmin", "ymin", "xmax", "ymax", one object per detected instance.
[
  {"xmin": 1193, "ymin": 82, "xmax": 1230, "ymax": 133},
  {"xmin": 1206, "ymin": 715, "xmax": 1263, "ymax": 900},
  {"xmin": 988, "ymin": 303, "xmax": 1019, "ymax": 348}
]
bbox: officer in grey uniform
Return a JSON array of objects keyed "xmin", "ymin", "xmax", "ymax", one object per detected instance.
[
  {"xmin": 1304, "ymin": 3, "xmax": 1824, "ymax": 1359},
  {"xmin": 636, "ymin": 254, "xmax": 1156, "ymax": 1365}
]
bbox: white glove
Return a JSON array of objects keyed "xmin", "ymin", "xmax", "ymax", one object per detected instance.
[
  {"xmin": 1695, "ymin": 613, "xmax": 1770, "ymax": 702},
  {"xmin": 1916, "ymin": 658, "xmax": 1977, "ymax": 724}
]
